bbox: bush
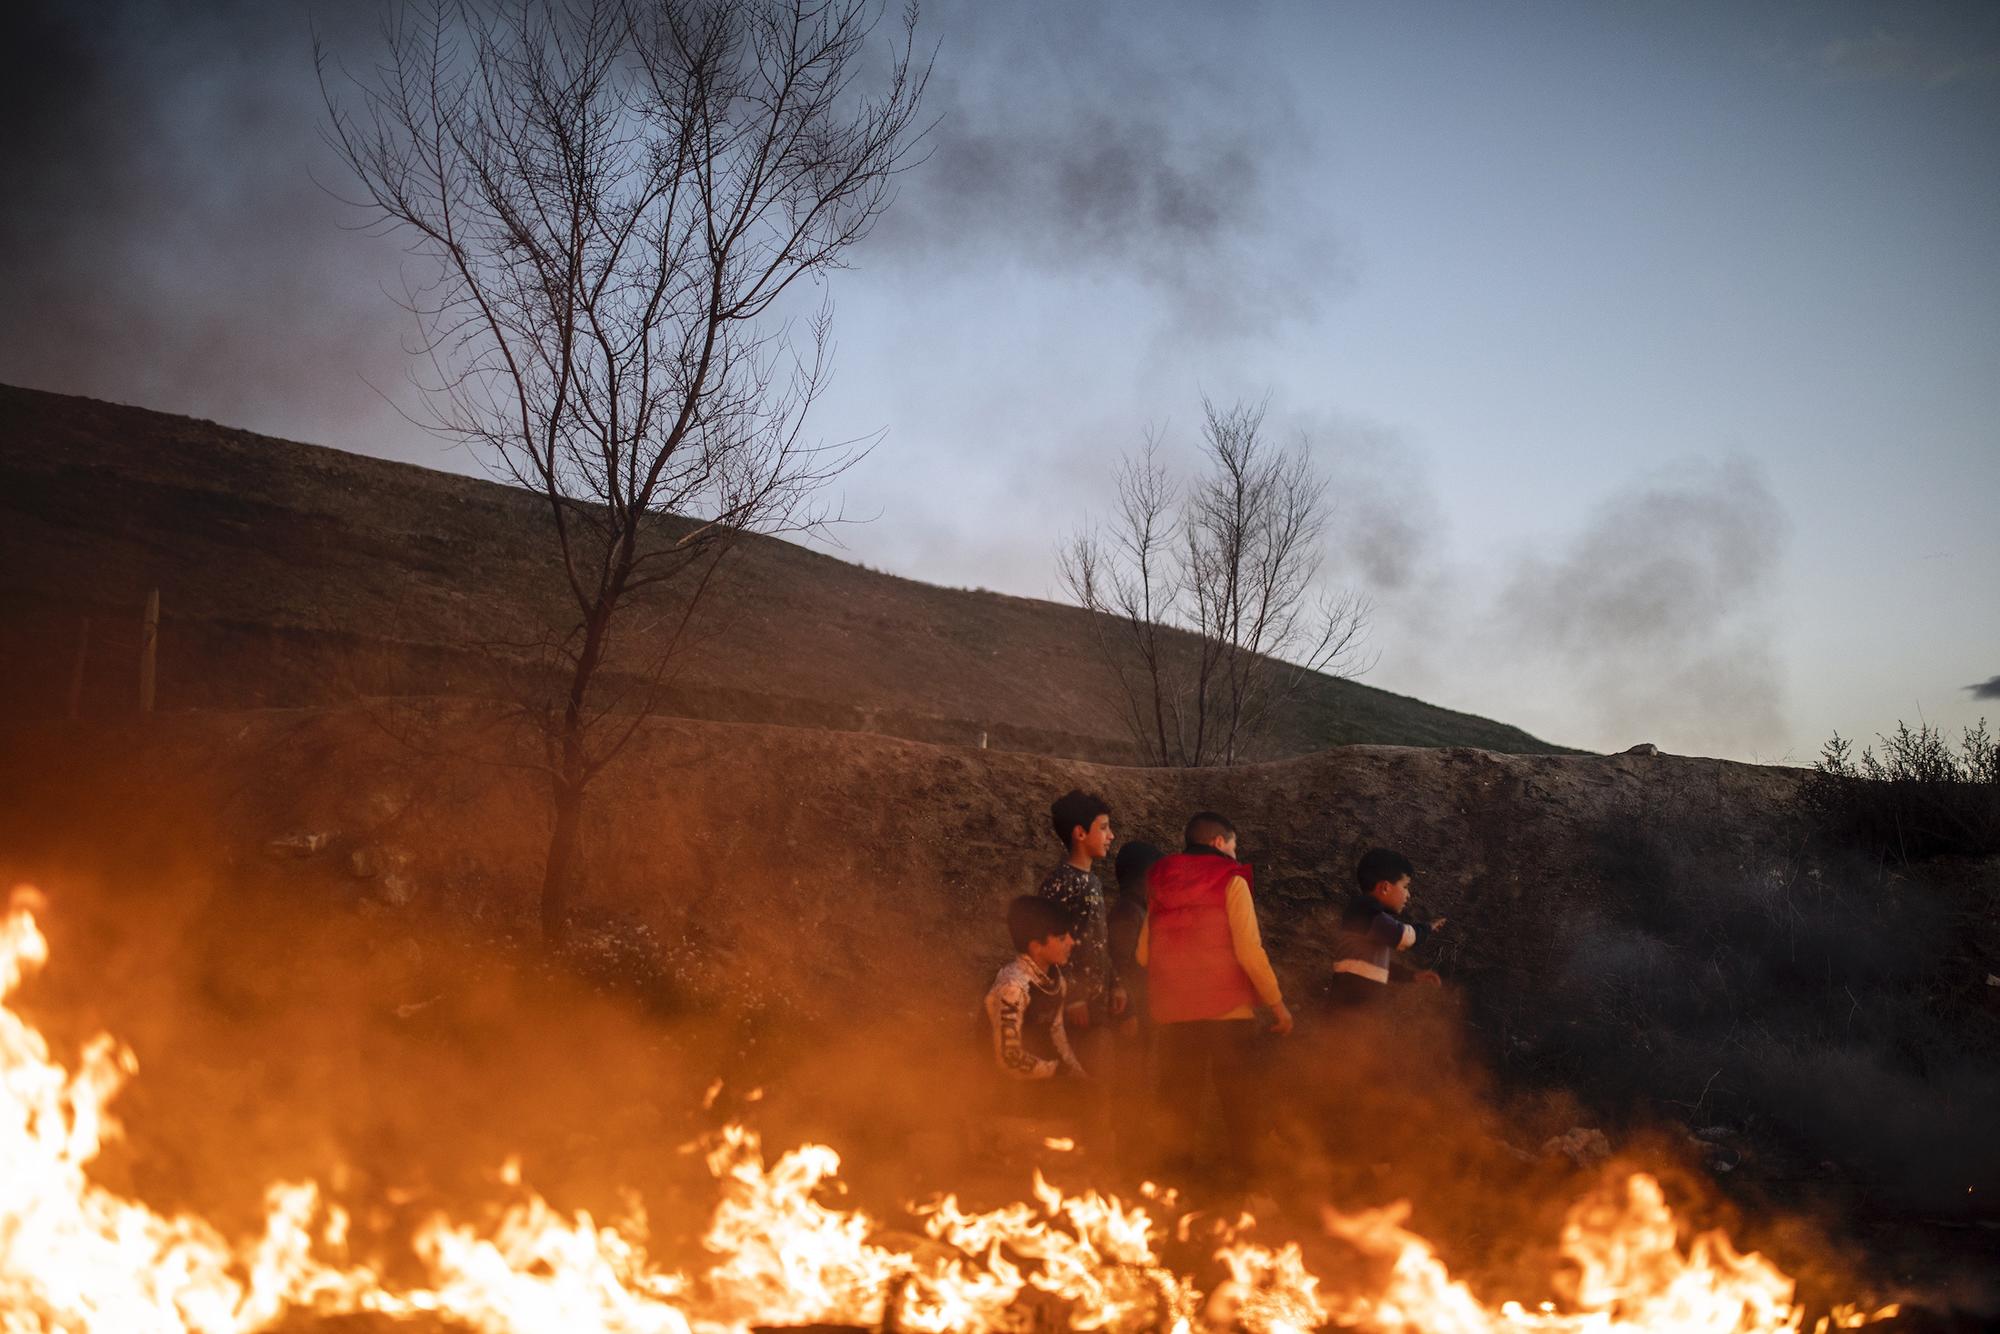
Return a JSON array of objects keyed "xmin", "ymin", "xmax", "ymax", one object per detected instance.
[{"xmin": 1797, "ymin": 719, "xmax": 2000, "ymax": 861}]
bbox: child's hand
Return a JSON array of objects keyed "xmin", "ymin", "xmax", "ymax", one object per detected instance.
[
  {"xmin": 1065, "ymin": 1002, "xmax": 1090, "ymax": 1030},
  {"xmin": 1268, "ymin": 1001, "xmax": 1295, "ymax": 1036},
  {"xmin": 1430, "ymin": 916, "xmax": 1448, "ymax": 931},
  {"xmin": 1109, "ymin": 985, "xmax": 1129, "ymax": 1016}
]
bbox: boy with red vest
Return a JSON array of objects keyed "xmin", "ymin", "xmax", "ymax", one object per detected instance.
[{"xmin": 1137, "ymin": 811, "xmax": 1292, "ymax": 1186}]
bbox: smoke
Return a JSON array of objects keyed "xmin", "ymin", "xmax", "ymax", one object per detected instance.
[
  {"xmin": 868, "ymin": 0, "xmax": 1343, "ymax": 336},
  {"xmin": 1485, "ymin": 458, "xmax": 1789, "ymax": 756},
  {"xmin": 1966, "ymin": 674, "xmax": 2000, "ymax": 701},
  {"xmin": 1273, "ymin": 409, "xmax": 1445, "ymax": 597},
  {"xmin": 1810, "ymin": 27, "xmax": 2000, "ymax": 86},
  {"xmin": 1244, "ymin": 416, "xmax": 1792, "ymax": 758},
  {"xmin": 0, "ymin": 0, "xmax": 428, "ymax": 460}
]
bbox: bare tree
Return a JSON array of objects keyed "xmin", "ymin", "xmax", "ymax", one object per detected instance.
[
  {"xmin": 1059, "ymin": 397, "xmax": 1370, "ymax": 766},
  {"xmin": 321, "ymin": 0, "xmax": 930, "ymax": 944},
  {"xmin": 1058, "ymin": 431, "xmax": 1177, "ymax": 763}
]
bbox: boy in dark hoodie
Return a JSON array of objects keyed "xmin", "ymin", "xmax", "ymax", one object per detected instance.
[
  {"xmin": 1108, "ymin": 840, "xmax": 1165, "ymax": 1037},
  {"xmin": 1329, "ymin": 847, "xmax": 1448, "ymax": 1006}
]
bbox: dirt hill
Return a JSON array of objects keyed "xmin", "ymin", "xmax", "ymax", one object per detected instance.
[{"xmin": 0, "ymin": 383, "xmax": 1563, "ymax": 759}]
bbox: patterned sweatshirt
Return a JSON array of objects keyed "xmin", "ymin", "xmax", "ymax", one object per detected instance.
[
  {"xmin": 984, "ymin": 956, "xmax": 1085, "ymax": 1079},
  {"xmin": 1037, "ymin": 862, "xmax": 1117, "ymax": 1012}
]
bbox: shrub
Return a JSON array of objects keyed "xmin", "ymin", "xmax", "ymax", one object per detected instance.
[{"xmin": 1797, "ymin": 719, "xmax": 2000, "ymax": 861}]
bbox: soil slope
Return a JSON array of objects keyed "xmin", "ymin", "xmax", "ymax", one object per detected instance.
[{"xmin": 0, "ymin": 383, "xmax": 1563, "ymax": 759}]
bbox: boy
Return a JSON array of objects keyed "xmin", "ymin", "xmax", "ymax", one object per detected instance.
[
  {"xmin": 1137, "ymin": 811, "xmax": 1292, "ymax": 1188},
  {"xmin": 1330, "ymin": 847, "xmax": 1448, "ymax": 1006},
  {"xmin": 1037, "ymin": 789, "xmax": 1127, "ymax": 1030},
  {"xmin": 1108, "ymin": 840, "xmax": 1165, "ymax": 1037},
  {"xmin": 985, "ymin": 895, "xmax": 1087, "ymax": 1080}
]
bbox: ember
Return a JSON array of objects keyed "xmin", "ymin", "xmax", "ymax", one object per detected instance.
[{"xmin": 0, "ymin": 891, "xmax": 1896, "ymax": 1332}]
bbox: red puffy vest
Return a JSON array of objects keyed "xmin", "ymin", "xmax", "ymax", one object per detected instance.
[{"xmin": 1146, "ymin": 851, "xmax": 1258, "ymax": 1023}]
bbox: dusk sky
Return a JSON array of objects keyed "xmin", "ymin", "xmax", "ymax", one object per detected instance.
[{"xmin": 3, "ymin": 0, "xmax": 1994, "ymax": 762}]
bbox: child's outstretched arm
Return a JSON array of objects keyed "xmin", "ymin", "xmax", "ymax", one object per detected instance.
[
  {"xmin": 1379, "ymin": 911, "xmax": 1445, "ymax": 986},
  {"xmin": 1370, "ymin": 910, "xmax": 1435, "ymax": 952}
]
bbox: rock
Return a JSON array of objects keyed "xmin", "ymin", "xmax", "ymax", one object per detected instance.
[
  {"xmin": 263, "ymin": 831, "xmax": 332, "ymax": 858},
  {"xmin": 1624, "ymin": 743, "xmax": 1660, "ymax": 757},
  {"xmin": 348, "ymin": 845, "xmax": 380, "ymax": 879},
  {"xmin": 395, "ymin": 995, "xmax": 441, "ymax": 1019},
  {"xmin": 377, "ymin": 871, "xmax": 417, "ymax": 908},
  {"xmin": 1541, "ymin": 1127, "xmax": 1612, "ymax": 1167}
]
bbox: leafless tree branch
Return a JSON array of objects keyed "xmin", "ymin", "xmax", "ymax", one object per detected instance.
[{"xmin": 320, "ymin": 0, "xmax": 930, "ymax": 942}]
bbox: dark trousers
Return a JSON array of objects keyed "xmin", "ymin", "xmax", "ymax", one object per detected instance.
[
  {"xmin": 1326, "ymin": 972, "xmax": 1388, "ymax": 1009},
  {"xmin": 1154, "ymin": 1019, "xmax": 1267, "ymax": 1187}
]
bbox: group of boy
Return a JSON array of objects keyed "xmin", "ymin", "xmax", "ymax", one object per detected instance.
[{"xmin": 983, "ymin": 789, "xmax": 1448, "ymax": 1184}]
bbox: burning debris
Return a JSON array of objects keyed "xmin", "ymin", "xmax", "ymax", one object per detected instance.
[{"xmin": 0, "ymin": 888, "xmax": 1902, "ymax": 1333}]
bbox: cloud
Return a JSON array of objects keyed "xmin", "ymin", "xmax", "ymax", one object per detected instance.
[{"xmin": 1967, "ymin": 675, "xmax": 2000, "ymax": 701}]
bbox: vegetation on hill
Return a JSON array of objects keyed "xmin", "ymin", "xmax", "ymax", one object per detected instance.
[{"xmin": 1800, "ymin": 719, "xmax": 2000, "ymax": 861}]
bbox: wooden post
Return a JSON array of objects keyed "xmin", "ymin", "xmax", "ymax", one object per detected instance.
[
  {"xmin": 68, "ymin": 616, "xmax": 90, "ymax": 720},
  {"xmin": 139, "ymin": 589, "xmax": 158, "ymax": 713}
]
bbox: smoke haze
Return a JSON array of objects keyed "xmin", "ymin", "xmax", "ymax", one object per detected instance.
[
  {"xmin": 866, "ymin": 0, "xmax": 1343, "ymax": 336},
  {"xmin": 0, "ymin": 0, "xmax": 427, "ymax": 461}
]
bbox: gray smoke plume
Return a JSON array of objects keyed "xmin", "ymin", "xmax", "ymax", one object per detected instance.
[
  {"xmin": 1967, "ymin": 675, "xmax": 2000, "ymax": 701},
  {"xmin": 1491, "ymin": 458, "xmax": 1790, "ymax": 757},
  {"xmin": 1276, "ymin": 410, "xmax": 1443, "ymax": 596},
  {"xmin": 868, "ymin": 0, "xmax": 1342, "ymax": 335},
  {"xmin": 0, "ymin": 0, "xmax": 437, "ymax": 462}
]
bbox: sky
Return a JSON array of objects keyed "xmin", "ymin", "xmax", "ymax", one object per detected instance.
[{"xmin": 2, "ymin": 0, "xmax": 1995, "ymax": 762}]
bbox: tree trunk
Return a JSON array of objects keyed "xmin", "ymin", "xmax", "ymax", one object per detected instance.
[
  {"xmin": 541, "ymin": 775, "xmax": 584, "ymax": 948},
  {"xmin": 68, "ymin": 616, "xmax": 90, "ymax": 720},
  {"xmin": 540, "ymin": 600, "xmax": 615, "ymax": 949},
  {"xmin": 138, "ymin": 589, "xmax": 159, "ymax": 713}
]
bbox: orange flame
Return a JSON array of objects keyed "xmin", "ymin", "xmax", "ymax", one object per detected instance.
[{"xmin": 0, "ymin": 890, "xmax": 1898, "ymax": 1332}]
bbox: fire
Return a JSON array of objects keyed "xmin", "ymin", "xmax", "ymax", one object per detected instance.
[{"xmin": 0, "ymin": 890, "xmax": 1898, "ymax": 1332}]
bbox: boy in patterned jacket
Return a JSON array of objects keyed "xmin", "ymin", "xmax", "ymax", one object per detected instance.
[
  {"xmin": 1037, "ymin": 789, "xmax": 1127, "ymax": 1031},
  {"xmin": 985, "ymin": 896, "xmax": 1087, "ymax": 1081}
]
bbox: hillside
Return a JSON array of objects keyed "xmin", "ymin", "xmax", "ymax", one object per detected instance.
[{"xmin": 0, "ymin": 383, "xmax": 1564, "ymax": 759}]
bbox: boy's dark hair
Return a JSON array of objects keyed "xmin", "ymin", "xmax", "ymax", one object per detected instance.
[
  {"xmin": 1008, "ymin": 894, "xmax": 1074, "ymax": 952},
  {"xmin": 1050, "ymin": 789, "xmax": 1112, "ymax": 849},
  {"xmin": 1113, "ymin": 840, "xmax": 1166, "ymax": 900},
  {"xmin": 1356, "ymin": 847, "xmax": 1415, "ymax": 894},
  {"xmin": 1183, "ymin": 811, "xmax": 1236, "ymax": 849}
]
